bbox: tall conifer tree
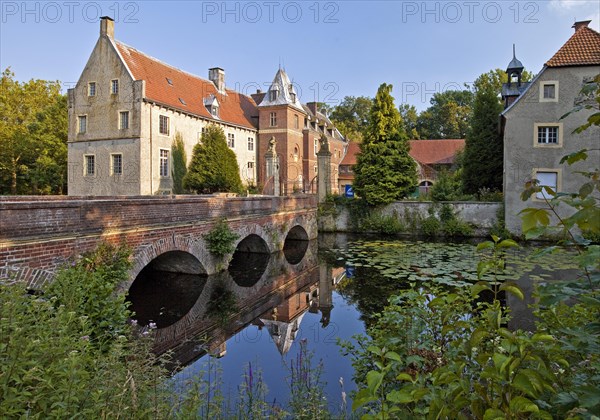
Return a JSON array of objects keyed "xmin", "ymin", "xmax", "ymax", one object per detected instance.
[{"xmin": 353, "ymin": 83, "xmax": 417, "ymax": 205}]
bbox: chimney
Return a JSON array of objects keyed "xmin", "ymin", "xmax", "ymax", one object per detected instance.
[
  {"xmin": 306, "ymin": 102, "xmax": 318, "ymax": 115},
  {"xmin": 209, "ymin": 67, "xmax": 226, "ymax": 94},
  {"xmin": 572, "ymin": 20, "xmax": 591, "ymax": 32},
  {"xmin": 100, "ymin": 16, "xmax": 114, "ymax": 39}
]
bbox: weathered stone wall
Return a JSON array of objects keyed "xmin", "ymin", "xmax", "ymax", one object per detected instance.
[
  {"xmin": 0, "ymin": 195, "xmax": 317, "ymax": 288},
  {"xmin": 318, "ymin": 201, "xmax": 502, "ymax": 236}
]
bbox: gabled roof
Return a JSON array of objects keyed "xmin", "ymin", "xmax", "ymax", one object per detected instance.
[
  {"xmin": 115, "ymin": 42, "xmax": 258, "ymax": 129},
  {"xmin": 409, "ymin": 139, "xmax": 465, "ymax": 165},
  {"xmin": 546, "ymin": 25, "xmax": 600, "ymax": 67}
]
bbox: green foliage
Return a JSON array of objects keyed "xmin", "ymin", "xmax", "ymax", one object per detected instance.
[
  {"xmin": 0, "ymin": 243, "xmax": 181, "ymax": 418},
  {"xmin": 0, "ymin": 68, "xmax": 67, "ymax": 195},
  {"xmin": 430, "ymin": 169, "xmax": 464, "ymax": 201},
  {"xmin": 361, "ymin": 211, "xmax": 405, "ymax": 235},
  {"xmin": 462, "ymin": 82, "xmax": 504, "ymax": 195},
  {"xmin": 206, "ymin": 277, "xmax": 238, "ymax": 325},
  {"xmin": 398, "ymin": 104, "xmax": 420, "ymax": 139},
  {"xmin": 416, "ymin": 90, "xmax": 474, "ymax": 139},
  {"xmin": 472, "ymin": 68, "xmax": 533, "ymax": 99},
  {"xmin": 420, "ymin": 215, "xmax": 440, "ymax": 237},
  {"xmin": 171, "ymin": 132, "xmax": 187, "ymax": 194},
  {"xmin": 183, "ymin": 125, "xmax": 243, "ymax": 194},
  {"xmin": 203, "ymin": 219, "xmax": 240, "ymax": 258},
  {"xmin": 561, "ymin": 73, "xmax": 600, "ymax": 133},
  {"xmin": 330, "ymin": 95, "xmax": 373, "ymax": 141},
  {"xmin": 353, "ymin": 84, "xmax": 417, "ymax": 205}
]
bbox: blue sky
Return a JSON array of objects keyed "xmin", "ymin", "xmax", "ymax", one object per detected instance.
[{"xmin": 2, "ymin": 0, "xmax": 599, "ymax": 111}]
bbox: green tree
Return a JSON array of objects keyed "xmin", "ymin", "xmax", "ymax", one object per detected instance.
[
  {"xmin": 330, "ymin": 96, "xmax": 373, "ymax": 141},
  {"xmin": 183, "ymin": 125, "xmax": 242, "ymax": 194},
  {"xmin": 462, "ymin": 83, "xmax": 504, "ymax": 194},
  {"xmin": 353, "ymin": 84, "xmax": 417, "ymax": 205},
  {"xmin": 398, "ymin": 104, "xmax": 420, "ymax": 139},
  {"xmin": 416, "ymin": 90, "xmax": 473, "ymax": 139},
  {"xmin": 0, "ymin": 68, "xmax": 67, "ymax": 195},
  {"xmin": 171, "ymin": 132, "xmax": 187, "ymax": 194}
]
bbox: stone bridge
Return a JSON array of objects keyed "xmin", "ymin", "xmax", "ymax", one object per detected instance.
[{"xmin": 0, "ymin": 195, "xmax": 317, "ymax": 289}]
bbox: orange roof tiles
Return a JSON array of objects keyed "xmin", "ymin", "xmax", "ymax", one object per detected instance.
[
  {"xmin": 340, "ymin": 142, "xmax": 360, "ymax": 166},
  {"xmin": 546, "ymin": 26, "xmax": 600, "ymax": 67},
  {"xmin": 409, "ymin": 139, "xmax": 465, "ymax": 165},
  {"xmin": 115, "ymin": 42, "xmax": 258, "ymax": 129},
  {"xmin": 339, "ymin": 139, "xmax": 465, "ymax": 168}
]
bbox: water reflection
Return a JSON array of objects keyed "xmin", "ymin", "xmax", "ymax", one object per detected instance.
[
  {"xmin": 127, "ymin": 269, "xmax": 207, "ymax": 329},
  {"xmin": 228, "ymin": 250, "xmax": 270, "ymax": 288}
]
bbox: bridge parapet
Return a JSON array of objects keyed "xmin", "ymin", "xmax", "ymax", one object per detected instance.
[{"xmin": 0, "ymin": 195, "xmax": 317, "ymax": 288}]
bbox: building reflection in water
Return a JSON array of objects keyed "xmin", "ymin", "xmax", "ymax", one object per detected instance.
[{"xmin": 127, "ymin": 238, "xmax": 345, "ymax": 369}]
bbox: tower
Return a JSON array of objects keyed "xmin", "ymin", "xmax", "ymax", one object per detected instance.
[
  {"xmin": 255, "ymin": 69, "xmax": 306, "ymax": 195},
  {"xmin": 501, "ymin": 45, "xmax": 531, "ymax": 109}
]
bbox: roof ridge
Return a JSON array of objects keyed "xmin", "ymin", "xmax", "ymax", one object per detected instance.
[
  {"xmin": 115, "ymin": 40, "xmax": 251, "ymax": 99},
  {"xmin": 546, "ymin": 25, "xmax": 600, "ymax": 67}
]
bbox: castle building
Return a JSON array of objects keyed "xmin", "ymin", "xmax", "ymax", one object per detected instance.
[{"xmin": 67, "ymin": 17, "xmax": 346, "ymax": 196}]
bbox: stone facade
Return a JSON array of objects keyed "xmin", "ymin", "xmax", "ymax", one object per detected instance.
[
  {"xmin": 68, "ymin": 17, "xmax": 346, "ymax": 196},
  {"xmin": 501, "ymin": 21, "xmax": 600, "ymax": 234}
]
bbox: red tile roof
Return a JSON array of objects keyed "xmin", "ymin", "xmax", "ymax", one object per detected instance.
[
  {"xmin": 409, "ymin": 139, "xmax": 465, "ymax": 165},
  {"xmin": 340, "ymin": 141, "xmax": 360, "ymax": 166},
  {"xmin": 546, "ymin": 25, "xmax": 600, "ymax": 67},
  {"xmin": 115, "ymin": 42, "xmax": 258, "ymax": 129}
]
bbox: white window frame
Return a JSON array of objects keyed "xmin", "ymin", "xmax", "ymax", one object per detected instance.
[
  {"xmin": 539, "ymin": 81, "xmax": 559, "ymax": 103},
  {"xmin": 532, "ymin": 168, "xmax": 562, "ymax": 201},
  {"xmin": 269, "ymin": 112, "xmax": 277, "ymax": 127},
  {"xmin": 533, "ymin": 123, "xmax": 563, "ymax": 148},
  {"xmin": 111, "ymin": 153, "xmax": 123, "ymax": 176},
  {"xmin": 111, "ymin": 79, "xmax": 119, "ymax": 95},
  {"xmin": 119, "ymin": 111, "xmax": 129, "ymax": 130},
  {"xmin": 247, "ymin": 136, "xmax": 254, "ymax": 151},
  {"xmin": 78, "ymin": 115, "xmax": 87, "ymax": 134},
  {"xmin": 227, "ymin": 133, "xmax": 235, "ymax": 148},
  {"xmin": 88, "ymin": 82, "xmax": 96, "ymax": 97},
  {"xmin": 314, "ymin": 138, "xmax": 318, "ymax": 156},
  {"xmin": 159, "ymin": 115, "xmax": 170, "ymax": 136},
  {"xmin": 247, "ymin": 161, "xmax": 255, "ymax": 179},
  {"xmin": 84, "ymin": 154, "xmax": 95, "ymax": 176},
  {"xmin": 159, "ymin": 149, "xmax": 170, "ymax": 178}
]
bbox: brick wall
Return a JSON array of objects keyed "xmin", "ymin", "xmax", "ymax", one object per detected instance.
[{"xmin": 0, "ymin": 195, "xmax": 317, "ymax": 288}]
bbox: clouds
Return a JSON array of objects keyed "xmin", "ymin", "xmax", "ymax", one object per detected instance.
[{"xmin": 548, "ymin": 0, "xmax": 600, "ymax": 30}]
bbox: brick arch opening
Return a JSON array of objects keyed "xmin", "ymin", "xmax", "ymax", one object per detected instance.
[
  {"xmin": 283, "ymin": 225, "xmax": 310, "ymax": 265},
  {"xmin": 127, "ymin": 250, "xmax": 207, "ymax": 329},
  {"xmin": 229, "ymin": 234, "xmax": 270, "ymax": 288}
]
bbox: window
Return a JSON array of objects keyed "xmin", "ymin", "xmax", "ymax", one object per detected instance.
[
  {"xmin": 111, "ymin": 79, "xmax": 119, "ymax": 95},
  {"xmin": 540, "ymin": 81, "xmax": 559, "ymax": 102},
  {"xmin": 179, "ymin": 97, "xmax": 187, "ymax": 106},
  {"xmin": 294, "ymin": 114, "xmax": 299, "ymax": 129},
  {"xmin": 534, "ymin": 170, "xmax": 559, "ymax": 200},
  {"xmin": 314, "ymin": 138, "xmax": 318, "ymax": 155},
  {"xmin": 211, "ymin": 105, "xmax": 219, "ymax": 118},
  {"xmin": 84, "ymin": 155, "xmax": 95, "ymax": 176},
  {"xmin": 78, "ymin": 115, "xmax": 87, "ymax": 133},
  {"xmin": 247, "ymin": 162, "xmax": 255, "ymax": 179},
  {"xmin": 166, "ymin": 78, "xmax": 173, "ymax": 86},
  {"xmin": 534, "ymin": 123, "xmax": 562, "ymax": 147},
  {"xmin": 269, "ymin": 112, "xmax": 277, "ymax": 127},
  {"xmin": 227, "ymin": 133, "xmax": 235, "ymax": 148},
  {"xmin": 159, "ymin": 115, "xmax": 170, "ymax": 135},
  {"xmin": 111, "ymin": 154, "xmax": 123, "ymax": 175},
  {"xmin": 247, "ymin": 137, "xmax": 254, "ymax": 151},
  {"xmin": 314, "ymin": 165, "xmax": 318, "ymax": 174},
  {"xmin": 119, "ymin": 111, "xmax": 129, "ymax": 129},
  {"xmin": 269, "ymin": 87, "xmax": 279, "ymax": 101},
  {"xmin": 88, "ymin": 82, "xmax": 96, "ymax": 96},
  {"xmin": 159, "ymin": 149, "xmax": 169, "ymax": 177}
]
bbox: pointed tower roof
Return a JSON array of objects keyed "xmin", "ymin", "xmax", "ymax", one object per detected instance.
[
  {"xmin": 258, "ymin": 68, "xmax": 304, "ymax": 110},
  {"xmin": 506, "ymin": 44, "xmax": 524, "ymax": 73},
  {"xmin": 260, "ymin": 313, "xmax": 305, "ymax": 355}
]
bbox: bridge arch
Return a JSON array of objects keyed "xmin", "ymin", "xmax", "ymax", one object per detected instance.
[{"xmin": 127, "ymin": 236, "xmax": 211, "ymax": 291}]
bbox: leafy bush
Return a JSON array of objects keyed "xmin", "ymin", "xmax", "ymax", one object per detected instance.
[
  {"xmin": 420, "ymin": 215, "xmax": 440, "ymax": 237},
  {"xmin": 362, "ymin": 211, "xmax": 405, "ymax": 235},
  {"xmin": 203, "ymin": 219, "xmax": 240, "ymax": 257}
]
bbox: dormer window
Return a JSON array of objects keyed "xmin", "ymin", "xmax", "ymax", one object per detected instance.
[
  {"xmin": 211, "ymin": 104, "xmax": 219, "ymax": 117},
  {"xmin": 269, "ymin": 86, "xmax": 279, "ymax": 101},
  {"xmin": 179, "ymin": 97, "xmax": 187, "ymax": 106},
  {"xmin": 204, "ymin": 95, "xmax": 220, "ymax": 118},
  {"xmin": 288, "ymin": 84, "xmax": 296, "ymax": 102},
  {"xmin": 166, "ymin": 78, "xmax": 173, "ymax": 86}
]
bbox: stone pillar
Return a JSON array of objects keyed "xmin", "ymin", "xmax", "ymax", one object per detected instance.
[
  {"xmin": 316, "ymin": 135, "xmax": 331, "ymax": 203},
  {"xmin": 265, "ymin": 136, "xmax": 280, "ymax": 196},
  {"xmin": 318, "ymin": 262, "xmax": 333, "ymax": 327}
]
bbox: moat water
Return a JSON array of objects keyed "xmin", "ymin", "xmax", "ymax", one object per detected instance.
[{"xmin": 126, "ymin": 233, "xmax": 579, "ymax": 414}]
